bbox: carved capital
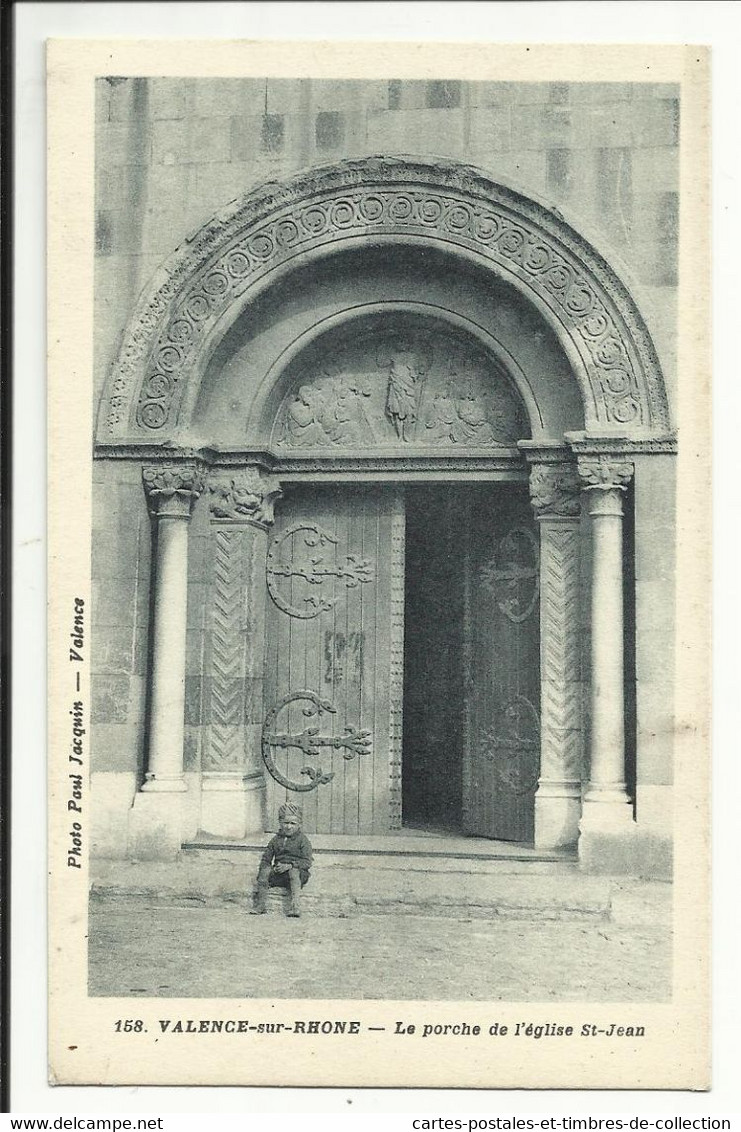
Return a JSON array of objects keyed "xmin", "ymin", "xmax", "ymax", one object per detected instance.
[
  {"xmin": 528, "ymin": 464, "xmax": 581, "ymax": 519},
  {"xmin": 142, "ymin": 463, "xmax": 206, "ymax": 517},
  {"xmin": 577, "ymin": 456, "xmax": 634, "ymax": 491},
  {"xmin": 208, "ymin": 470, "xmax": 283, "ymax": 527}
]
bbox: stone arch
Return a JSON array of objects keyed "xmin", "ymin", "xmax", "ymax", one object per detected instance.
[{"xmin": 96, "ymin": 156, "xmax": 672, "ymax": 446}]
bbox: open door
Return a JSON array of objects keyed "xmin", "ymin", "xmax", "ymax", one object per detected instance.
[
  {"xmin": 263, "ymin": 484, "xmax": 403, "ymax": 834},
  {"xmin": 401, "ymin": 484, "xmax": 540, "ymax": 842},
  {"xmin": 462, "ymin": 486, "xmax": 541, "ymax": 841}
]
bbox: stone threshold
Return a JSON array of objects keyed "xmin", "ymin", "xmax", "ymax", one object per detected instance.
[{"xmin": 184, "ymin": 831, "xmax": 576, "ymax": 863}]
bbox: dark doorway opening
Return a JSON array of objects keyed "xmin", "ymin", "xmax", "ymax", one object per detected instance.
[{"xmin": 402, "ymin": 486, "xmax": 466, "ymax": 832}]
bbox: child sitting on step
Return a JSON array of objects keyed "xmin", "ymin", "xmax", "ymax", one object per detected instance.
[{"xmin": 251, "ymin": 802, "xmax": 313, "ymax": 918}]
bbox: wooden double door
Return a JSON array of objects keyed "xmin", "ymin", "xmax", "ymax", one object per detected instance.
[{"xmin": 262, "ymin": 482, "xmax": 540, "ymax": 840}]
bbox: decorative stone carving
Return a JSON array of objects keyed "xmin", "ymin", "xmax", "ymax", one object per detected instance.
[
  {"xmin": 388, "ymin": 492, "xmax": 405, "ymax": 829},
  {"xmin": 142, "ymin": 463, "xmax": 206, "ymax": 517},
  {"xmin": 424, "ymin": 380, "xmax": 510, "ymax": 445},
  {"xmin": 208, "ymin": 469, "xmax": 282, "ymax": 526},
  {"xmin": 538, "ymin": 523, "xmax": 582, "ymax": 784},
  {"xmin": 205, "ymin": 527, "xmax": 249, "ymax": 772},
  {"xmin": 275, "ymin": 321, "xmax": 525, "ymax": 449},
  {"xmin": 529, "ymin": 464, "xmax": 581, "ymax": 519},
  {"xmin": 379, "ymin": 339, "xmax": 432, "ymax": 441},
  {"xmin": 281, "ymin": 376, "xmax": 373, "ymax": 448},
  {"xmin": 270, "ymin": 454, "xmax": 521, "ymax": 475},
  {"xmin": 564, "ymin": 433, "xmax": 677, "ymax": 455},
  {"xmin": 99, "ymin": 158, "xmax": 670, "ymax": 441},
  {"xmin": 577, "ymin": 456, "xmax": 634, "ymax": 490}
]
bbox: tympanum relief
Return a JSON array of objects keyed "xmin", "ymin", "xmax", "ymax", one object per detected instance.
[{"xmin": 274, "ymin": 326, "xmax": 527, "ymax": 449}]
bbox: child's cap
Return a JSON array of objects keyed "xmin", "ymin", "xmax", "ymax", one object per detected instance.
[{"xmin": 278, "ymin": 802, "xmax": 303, "ymax": 820}]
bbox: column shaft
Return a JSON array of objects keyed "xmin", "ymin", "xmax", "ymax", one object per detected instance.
[
  {"xmin": 587, "ymin": 490, "xmax": 627, "ymax": 799},
  {"xmin": 140, "ymin": 464, "xmax": 205, "ymax": 792},
  {"xmin": 128, "ymin": 463, "xmax": 204, "ymax": 860},
  {"xmin": 578, "ymin": 455, "xmax": 634, "ymax": 826},
  {"xmin": 145, "ymin": 512, "xmax": 191, "ymax": 790}
]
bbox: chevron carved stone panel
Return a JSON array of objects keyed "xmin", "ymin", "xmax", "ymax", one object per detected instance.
[
  {"xmin": 538, "ymin": 522, "xmax": 582, "ymax": 784},
  {"xmin": 205, "ymin": 527, "xmax": 249, "ymax": 772},
  {"xmin": 388, "ymin": 492, "xmax": 405, "ymax": 830}
]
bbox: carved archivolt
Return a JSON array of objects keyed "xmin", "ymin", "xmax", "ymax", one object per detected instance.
[{"xmin": 98, "ymin": 157, "xmax": 671, "ymax": 443}]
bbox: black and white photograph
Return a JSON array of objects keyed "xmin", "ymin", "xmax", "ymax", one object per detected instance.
[{"xmin": 44, "ymin": 37, "xmax": 711, "ymax": 1091}]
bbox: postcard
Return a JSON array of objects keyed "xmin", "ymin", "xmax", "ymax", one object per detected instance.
[{"xmin": 47, "ymin": 39, "xmax": 710, "ymax": 1089}]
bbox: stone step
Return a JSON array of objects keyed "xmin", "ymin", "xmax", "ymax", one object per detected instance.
[
  {"xmin": 184, "ymin": 832, "xmax": 576, "ymax": 864},
  {"xmin": 90, "ymin": 853, "xmax": 619, "ymax": 922},
  {"xmin": 181, "ymin": 844, "xmax": 578, "ymax": 877}
]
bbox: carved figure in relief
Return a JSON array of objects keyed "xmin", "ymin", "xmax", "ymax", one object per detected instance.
[
  {"xmin": 424, "ymin": 377, "xmax": 496, "ymax": 445},
  {"xmin": 280, "ymin": 377, "xmax": 371, "ymax": 448},
  {"xmin": 381, "ymin": 345, "xmax": 430, "ymax": 442},
  {"xmin": 208, "ymin": 471, "xmax": 282, "ymax": 525},
  {"xmin": 456, "ymin": 390, "xmax": 492, "ymax": 434},
  {"xmin": 276, "ymin": 330, "xmax": 526, "ymax": 448},
  {"xmin": 283, "ymin": 384, "xmax": 329, "ymax": 447},
  {"xmin": 209, "ymin": 479, "xmax": 259, "ymax": 518},
  {"xmin": 423, "ymin": 369, "xmax": 520, "ymax": 446},
  {"xmin": 319, "ymin": 377, "xmax": 370, "ymax": 445}
]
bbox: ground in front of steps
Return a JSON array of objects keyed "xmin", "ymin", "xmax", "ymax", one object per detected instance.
[{"xmin": 88, "ymin": 894, "xmax": 671, "ymax": 1001}]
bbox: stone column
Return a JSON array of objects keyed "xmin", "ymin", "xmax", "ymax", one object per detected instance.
[
  {"xmin": 578, "ymin": 455, "xmax": 635, "ymax": 836},
  {"xmin": 201, "ymin": 469, "xmax": 282, "ymax": 839},
  {"xmin": 128, "ymin": 463, "xmax": 205, "ymax": 859},
  {"xmin": 527, "ymin": 459, "xmax": 583, "ymax": 849}
]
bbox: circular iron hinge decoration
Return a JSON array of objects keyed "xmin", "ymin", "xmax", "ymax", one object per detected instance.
[
  {"xmin": 266, "ymin": 523, "xmax": 374, "ymax": 619},
  {"xmin": 262, "ymin": 689, "xmax": 372, "ymax": 793},
  {"xmin": 479, "ymin": 525, "xmax": 540, "ymax": 623},
  {"xmin": 481, "ymin": 694, "xmax": 541, "ymax": 796}
]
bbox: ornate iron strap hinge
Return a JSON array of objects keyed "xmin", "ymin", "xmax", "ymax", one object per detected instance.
[
  {"xmin": 267, "ymin": 523, "xmax": 374, "ymax": 619},
  {"xmin": 479, "ymin": 526, "xmax": 540, "ymax": 623},
  {"xmin": 481, "ymin": 695, "xmax": 541, "ymax": 796},
  {"xmin": 262, "ymin": 690, "xmax": 372, "ymax": 792}
]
